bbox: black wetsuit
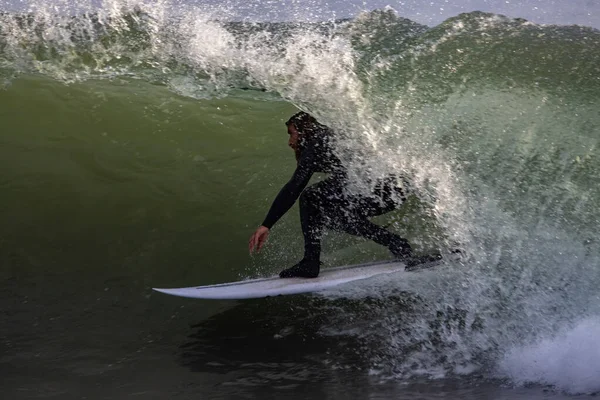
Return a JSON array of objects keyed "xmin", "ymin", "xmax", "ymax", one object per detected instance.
[{"xmin": 261, "ymin": 127, "xmax": 410, "ymax": 264}]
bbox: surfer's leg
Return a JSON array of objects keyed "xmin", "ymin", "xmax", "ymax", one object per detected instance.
[
  {"xmin": 334, "ymin": 213, "xmax": 413, "ymax": 258},
  {"xmin": 299, "ymin": 183, "xmax": 325, "ymax": 262},
  {"xmin": 326, "ymin": 181, "xmax": 413, "ymax": 258},
  {"xmin": 279, "ymin": 180, "xmax": 331, "ymax": 278}
]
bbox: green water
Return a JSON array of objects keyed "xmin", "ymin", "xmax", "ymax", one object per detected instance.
[{"xmin": 3, "ymin": 76, "xmax": 286, "ymax": 280}]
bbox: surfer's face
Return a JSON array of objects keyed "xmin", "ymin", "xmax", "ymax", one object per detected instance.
[
  {"xmin": 287, "ymin": 124, "xmax": 303, "ymax": 162},
  {"xmin": 288, "ymin": 124, "xmax": 300, "ymax": 151}
]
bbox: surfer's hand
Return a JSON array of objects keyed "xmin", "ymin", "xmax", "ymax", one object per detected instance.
[{"xmin": 249, "ymin": 226, "xmax": 269, "ymax": 254}]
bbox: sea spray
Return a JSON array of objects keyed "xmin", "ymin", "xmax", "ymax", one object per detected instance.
[{"xmin": 499, "ymin": 317, "xmax": 600, "ymax": 394}]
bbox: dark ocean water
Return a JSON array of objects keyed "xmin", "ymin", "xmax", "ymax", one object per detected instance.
[{"xmin": 1, "ymin": 1, "xmax": 600, "ymax": 398}]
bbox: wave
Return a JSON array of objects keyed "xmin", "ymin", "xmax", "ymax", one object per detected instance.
[{"xmin": 1, "ymin": 1, "xmax": 600, "ymax": 393}]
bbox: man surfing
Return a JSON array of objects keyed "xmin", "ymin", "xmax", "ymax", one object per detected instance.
[{"xmin": 248, "ymin": 112, "xmax": 441, "ymax": 278}]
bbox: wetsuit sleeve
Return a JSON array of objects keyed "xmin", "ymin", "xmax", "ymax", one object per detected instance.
[{"xmin": 261, "ymin": 147, "xmax": 317, "ymax": 229}]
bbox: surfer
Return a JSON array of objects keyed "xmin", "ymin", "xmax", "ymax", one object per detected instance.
[{"xmin": 248, "ymin": 112, "xmax": 440, "ymax": 278}]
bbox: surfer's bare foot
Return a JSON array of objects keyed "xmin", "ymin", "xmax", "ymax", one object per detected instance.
[{"xmin": 279, "ymin": 258, "xmax": 321, "ymax": 278}]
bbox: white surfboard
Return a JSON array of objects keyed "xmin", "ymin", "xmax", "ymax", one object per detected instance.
[{"xmin": 152, "ymin": 258, "xmax": 442, "ymax": 300}]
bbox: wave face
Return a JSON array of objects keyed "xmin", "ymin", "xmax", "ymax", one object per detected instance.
[{"xmin": 1, "ymin": 1, "xmax": 600, "ymax": 394}]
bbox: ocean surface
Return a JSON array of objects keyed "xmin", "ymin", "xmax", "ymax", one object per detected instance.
[{"xmin": 1, "ymin": 1, "xmax": 600, "ymax": 399}]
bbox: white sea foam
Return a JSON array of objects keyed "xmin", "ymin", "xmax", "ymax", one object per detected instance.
[{"xmin": 498, "ymin": 318, "xmax": 600, "ymax": 394}]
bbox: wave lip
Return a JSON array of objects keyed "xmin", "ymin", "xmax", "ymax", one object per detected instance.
[{"xmin": 498, "ymin": 318, "xmax": 600, "ymax": 395}]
